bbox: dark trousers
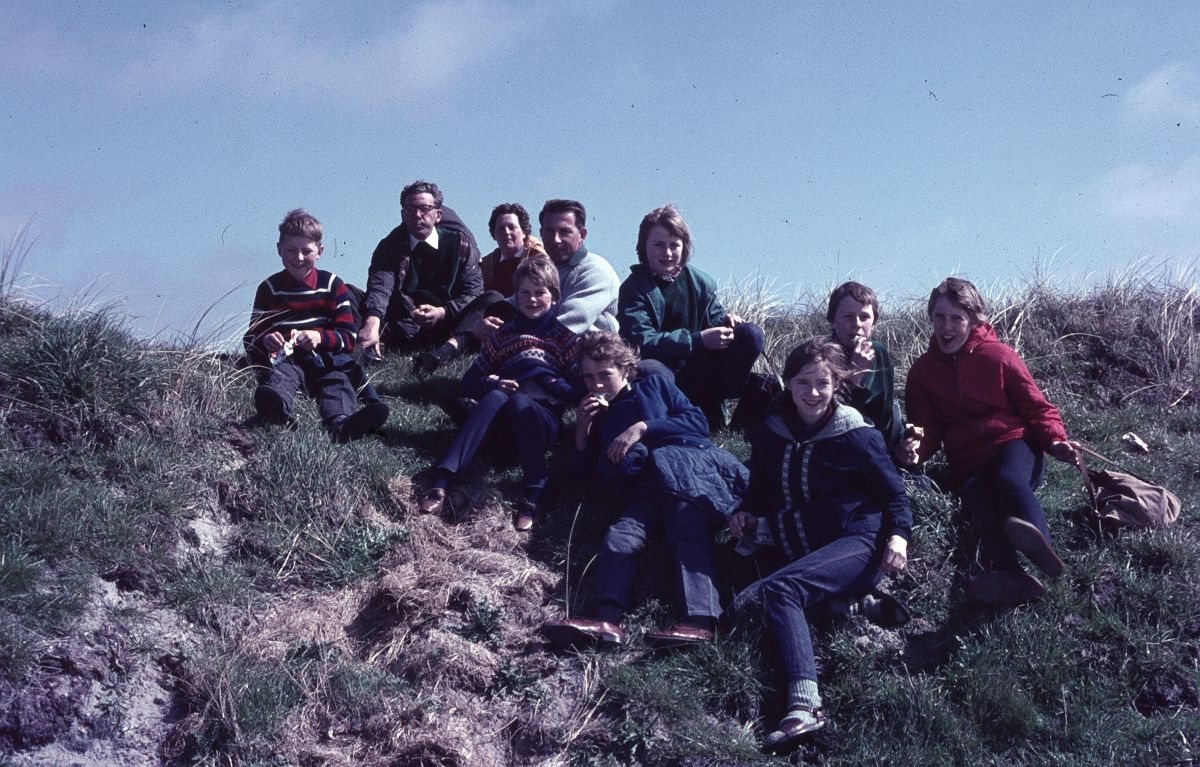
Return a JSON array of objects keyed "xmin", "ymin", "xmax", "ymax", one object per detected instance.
[
  {"xmin": 255, "ymin": 358, "xmax": 357, "ymax": 433},
  {"xmin": 591, "ymin": 491, "xmax": 723, "ymax": 624},
  {"xmin": 957, "ymin": 437, "xmax": 1048, "ymax": 572},
  {"xmin": 731, "ymin": 532, "xmax": 879, "ymax": 683},
  {"xmin": 435, "ymin": 389, "xmax": 559, "ymax": 493},
  {"xmin": 640, "ymin": 322, "xmax": 765, "ymax": 416}
]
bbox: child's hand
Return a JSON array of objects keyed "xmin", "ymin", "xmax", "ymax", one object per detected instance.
[
  {"xmin": 850, "ymin": 336, "xmax": 875, "ymax": 374},
  {"xmin": 471, "ymin": 315, "xmax": 504, "ymax": 341},
  {"xmin": 894, "ymin": 424, "xmax": 924, "ymax": 467},
  {"xmin": 700, "ymin": 326, "xmax": 734, "ymax": 350},
  {"xmin": 880, "ymin": 535, "xmax": 908, "ymax": 574},
  {"xmin": 293, "ymin": 330, "xmax": 321, "ymax": 350},
  {"xmin": 724, "ymin": 313, "xmax": 742, "ymax": 328},
  {"xmin": 606, "ymin": 420, "xmax": 647, "ymax": 464},
  {"xmin": 575, "ymin": 395, "xmax": 607, "ymax": 448},
  {"xmin": 728, "ymin": 511, "xmax": 759, "ymax": 539},
  {"xmin": 496, "ymin": 378, "xmax": 519, "ymax": 393},
  {"xmin": 261, "ymin": 331, "xmax": 287, "ymax": 352}
]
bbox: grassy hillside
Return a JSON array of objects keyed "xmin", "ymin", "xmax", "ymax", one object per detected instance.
[{"xmin": 0, "ymin": 267, "xmax": 1197, "ymax": 766}]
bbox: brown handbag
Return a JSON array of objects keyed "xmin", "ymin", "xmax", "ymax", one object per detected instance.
[{"xmin": 1073, "ymin": 444, "xmax": 1181, "ymax": 529}]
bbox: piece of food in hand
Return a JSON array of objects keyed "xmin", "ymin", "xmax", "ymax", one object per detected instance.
[
  {"xmin": 904, "ymin": 424, "xmax": 925, "ymax": 440},
  {"xmin": 592, "ymin": 393, "xmax": 610, "ymax": 408}
]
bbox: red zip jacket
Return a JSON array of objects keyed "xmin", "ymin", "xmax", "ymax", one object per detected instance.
[{"xmin": 905, "ymin": 322, "xmax": 1067, "ymax": 480}]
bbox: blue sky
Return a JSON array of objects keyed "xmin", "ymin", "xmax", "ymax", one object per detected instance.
[{"xmin": 2, "ymin": 1, "xmax": 1198, "ymax": 344}]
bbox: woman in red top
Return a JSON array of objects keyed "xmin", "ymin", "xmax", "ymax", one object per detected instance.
[{"xmin": 904, "ymin": 277, "xmax": 1077, "ymax": 606}]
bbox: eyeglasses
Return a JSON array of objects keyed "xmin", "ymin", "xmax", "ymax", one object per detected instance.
[{"xmin": 402, "ymin": 204, "xmax": 439, "ymax": 216}]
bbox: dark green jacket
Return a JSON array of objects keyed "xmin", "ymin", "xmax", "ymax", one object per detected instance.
[
  {"xmin": 617, "ymin": 264, "xmax": 727, "ymax": 366},
  {"xmin": 843, "ymin": 339, "xmax": 902, "ymax": 452}
]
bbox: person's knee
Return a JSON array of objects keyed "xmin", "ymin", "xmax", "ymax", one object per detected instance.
[
  {"xmin": 733, "ymin": 321, "xmax": 765, "ymax": 353},
  {"xmin": 761, "ymin": 576, "xmax": 809, "ymax": 609},
  {"xmin": 254, "ymin": 385, "xmax": 290, "ymax": 422},
  {"xmin": 603, "ymin": 522, "xmax": 647, "ymax": 556}
]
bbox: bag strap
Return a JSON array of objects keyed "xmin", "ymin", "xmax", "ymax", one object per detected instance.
[{"xmin": 1074, "ymin": 443, "xmax": 1155, "ymax": 484}]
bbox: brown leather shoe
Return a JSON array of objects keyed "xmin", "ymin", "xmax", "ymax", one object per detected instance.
[
  {"xmin": 1003, "ymin": 517, "xmax": 1065, "ymax": 577},
  {"xmin": 968, "ymin": 569, "xmax": 1045, "ymax": 606},
  {"xmin": 541, "ymin": 617, "xmax": 625, "ymax": 648},
  {"xmin": 763, "ymin": 705, "xmax": 828, "ymax": 753},
  {"xmin": 644, "ymin": 623, "xmax": 714, "ymax": 648},
  {"xmin": 418, "ymin": 487, "xmax": 445, "ymax": 515}
]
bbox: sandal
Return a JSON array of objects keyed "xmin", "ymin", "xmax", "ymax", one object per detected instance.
[
  {"xmin": 419, "ymin": 487, "xmax": 446, "ymax": 515},
  {"xmin": 763, "ymin": 705, "xmax": 827, "ymax": 753}
]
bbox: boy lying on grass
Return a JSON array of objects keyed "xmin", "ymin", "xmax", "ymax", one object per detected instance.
[
  {"xmin": 418, "ymin": 257, "xmax": 579, "ymax": 531},
  {"xmin": 541, "ymin": 331, "xmax": 749, "ymax": 649},
  {"xmin": 243, "ymin": 209, "xmax": 389, "ymax": 443}
]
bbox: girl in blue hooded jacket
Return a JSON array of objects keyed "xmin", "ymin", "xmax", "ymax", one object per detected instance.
[{"xmin": 728, "ymin": 338, "xmax": 911, "ymax": 753}]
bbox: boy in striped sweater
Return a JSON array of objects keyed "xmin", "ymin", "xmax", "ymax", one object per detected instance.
[
  {"xmin": 243, "ymin": 209, "xmax": 389, "ymax": 443},
  {"xmin": 419, "ymin": 257, "xmax": 580, "ymax": 530}
]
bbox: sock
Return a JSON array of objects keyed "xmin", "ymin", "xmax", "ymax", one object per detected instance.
[{"xmin": 786, "ymin": 679, "xmax": 822, "ymax": 713}]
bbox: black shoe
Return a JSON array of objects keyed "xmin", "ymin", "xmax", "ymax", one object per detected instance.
[
  {"xmin": 967, "ymin": 569, "xmax": 1045, "ymax": 606},
  {"xmin": 850, "ymin": 591, "xmax": 911, "ymax": 628},
  {"xmin": 334, "ymin": 401, "xmax": 390, "ymax": 443},
  {"xmin": 413, "ymin": 342, "xmax": 457, "ymax": 375}
]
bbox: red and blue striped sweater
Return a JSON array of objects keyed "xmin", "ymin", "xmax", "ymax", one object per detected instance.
[{"xmin": 243, "ymin": 269, "xmax": 357, "ymax": 368}]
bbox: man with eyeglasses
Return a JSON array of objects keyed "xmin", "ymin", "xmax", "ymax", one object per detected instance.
[{"xmin": 359, "ymin": 179, "xmax": 483, "ymax": 366}]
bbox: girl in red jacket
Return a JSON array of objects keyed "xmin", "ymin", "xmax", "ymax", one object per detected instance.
[{"xmin": 904, "ymin": 277, "xmax": 1077, "ymax": 606}]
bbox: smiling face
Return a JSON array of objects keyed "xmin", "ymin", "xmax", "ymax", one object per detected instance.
[
  {"xmin": 831, "ymin": 296, "xmax": 876, "ymax": 349},
  {"xmin": 492, "ymin": 213, "xmax": 525, "ymax": 257},
  {"xmin": 787, "ymin": 361, "xmax": 836, "ymax": 427},
  {"xmin": 401, "ymin": 191, "xmax": 443, "ymax": 240},
  {"xmin": 540, "ymin": 210, "xmax": 586, "ymax": 265},
  {"xmin": 644, "ymin": 224, "xmax": 685, "ymax": 278},
  {"xmin": 514, "ymin": 277, "xmax": 554, "ymax": 320},
  {"xmin": 579, "ymin": 356, "xmax": 628, "ymax": 400},
  {"xmin": 930, "ymin": 296, "xmax": 975, "ymax": 355},
  {"xmin": 277, "ymin": 235, "xmax": 323, "ymax": 281}
]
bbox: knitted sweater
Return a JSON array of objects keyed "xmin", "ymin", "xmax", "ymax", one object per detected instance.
[
  {"xmin": 554, "ymin": 245, "xmax": 620, "ymax": 334},
  {"xmin": 243, "ymin": 269, "xmax": 356, "ymax": 369},
  {"xmin": 742, "ymin": 400, "xmax": 911, "ymax": 561},
  {"xmin": 460, "ymin": 312, "xmax": 579, "ymax": 402}
]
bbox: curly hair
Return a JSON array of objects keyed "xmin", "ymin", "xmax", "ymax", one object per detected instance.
[
  {"xmin": 577, "ymin": 331, "xmax": 639, "ymax": 378},
  {"xmin": 488, "ymin": 203, "xmax": 532, "ymax": 237},
  {"xmin": 401, "ymin": 179, "xmax": 443, "ymax": 208}
]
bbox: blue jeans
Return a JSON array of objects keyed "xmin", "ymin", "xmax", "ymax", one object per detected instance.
[
  {"xmin": 957, "ymin": 437, "xmax": 1048, "ymax": 572},
  {"xmin": 731, "ymin": 532, "xmax": 879, "ymax": 683},
  {"xmin": 590, "ymin": 489, "xmax": 723, "ymax": 624},
  {"xmin": 435, "ymin": 389, "xmax": 559, "ymax": 493}
]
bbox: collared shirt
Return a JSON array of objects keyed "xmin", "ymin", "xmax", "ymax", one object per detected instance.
[
  {"xmin": 500, "ymin": 245, "xmax": 526, "ymax": 262},
  {"xmin": 408, "ymin": 227, "xmax": 440, "ymax": 253}
]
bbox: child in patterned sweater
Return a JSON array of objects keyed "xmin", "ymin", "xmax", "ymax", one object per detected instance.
[
  {"xmin": 243, "ymin": 209, "xmax": 389, "ymax": 443},
  {"xmin": 419, "ymin": 257, "xmax": 579, "ymax": 530}
]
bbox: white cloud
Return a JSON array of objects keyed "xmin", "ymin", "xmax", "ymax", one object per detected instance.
[
  {"xmin": 1123, "ymin": 62, "xmax": 1200, "ymax": 123},
  {"xmin": 112, "ymin": 1, "xmax": 526, "ymax": 106},
  {"xmin": 1094, "ymin": 153, "xmax": 1200, "ymax": 224}
]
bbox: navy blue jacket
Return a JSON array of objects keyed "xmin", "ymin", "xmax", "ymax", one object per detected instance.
[{"xmin": 743, "ymin": 399, "xmax": 911, "ymax": 562}]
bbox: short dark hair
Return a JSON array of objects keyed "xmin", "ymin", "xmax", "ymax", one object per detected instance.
[
  {"xmin": 488, "ymin": 203, "xmax": 532, "ymax": 236},
  {"xmin": 826, "ymin": 281, "xmax": 880, "ymax": 323},
  {"xmin": 512, "ymin": 257, "xmax": 561, "ymax": 302},
  {"xmin": 278, "ymin": 208, "xmax": 322, "ymax": 243},
  {"xmin": 539, "ymin": 199, "xmax": 586, "ymax": 229},
  {"xmin": 927, "ymin": 277, "xmax": 987, "ymax": 324},
  {"xmin": 577, "ymin": 330, "xmax": 639, "ymax": 378},
  {"xmin": 636, "ymin": 204, "xmax": 692, "ymax": 266},
  {"xmin": 401, "ymin": 180, "xmax": 443, "ymax": 208}
]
